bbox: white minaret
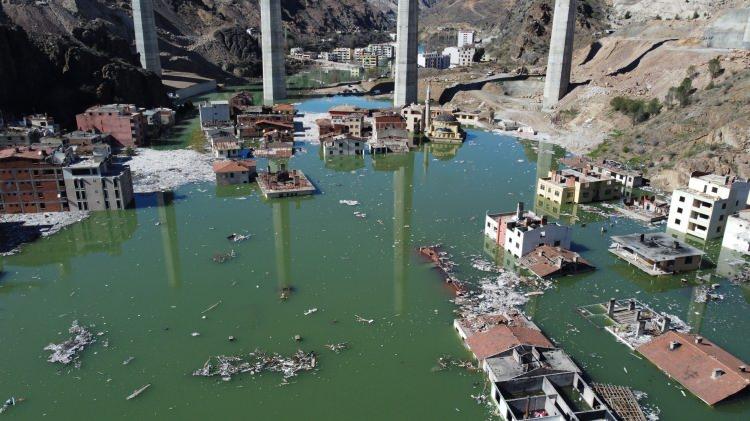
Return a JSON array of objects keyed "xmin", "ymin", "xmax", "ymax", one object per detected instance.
[{"xmin": 424, "ymin": 82, "xmax": 431, "ymax": 133}]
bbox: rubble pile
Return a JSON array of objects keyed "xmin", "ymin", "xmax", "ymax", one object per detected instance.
[
  {"xmin": 192, "ymin": 349, "xmax": 317, "ymax": 381},
  {"xmin": 212, "ymin": 250, "xmax": 237, "ymax": 263},
  {"xmin": 0, "ymin": 211, "xmax": 90, "ymax": 256},
  {"xmin": 454, "ymin": 271, "xmax": 528, "ymax": 319},
  {"xmin": 128, "ymin": 148, "xmax": 214, "ymax": 193},
  {"xmin": 43, "ymin": 320, "xmax": 96, "ymax": 366}
]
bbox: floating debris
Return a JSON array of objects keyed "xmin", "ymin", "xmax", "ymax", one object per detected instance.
[
  {"xmin": 303, "ymin": 308, "xmax": 318, "ymax": 316},
  {"xmin": 294, "ymin": 334, "xmax": 303, "ymax": 342},
  {"xmin": 418, "ymin": 245, "xmax": 467, "ymax": 295},
  {"xmin": 44, "ymin": 320, "xmax": 96, "ymax": 366},
  {"xmin": 192, "ymin": 349, "xmax": 317, "ymax": 381},
  {"xmin": 126, "ymin": 384, "xmax": 151, "ymax": 401},
  {"xmin": 433, "ymin": 355, "xmax": 477, "ymax": 372},
  {"xmin": 0, "ymin": 397, "xmax": 24, "ymax": 414},
  {"xmin": 122, "ymin": 356, "xmax": 135, "ymax": 365},
  {"xmin": 191, "ymin": 332, "xmax": 201, "ymax": 337},
  {"xmin": 227, "ymin": 233, "xmax": 250, "ymax": 243},
  {"xmin": 353, "ymin": 211, "xmax": 367, "ymax": 219},
  {"xmin": 324, "ymin": 343, "xmax": 349, "ymax": 353},
  {"xmin": 201, "ymin": 300, "xmax": 223, "ymax": 314},
  {"xmin": 355, "ymin": 314, "xmax": 374, "ymax": 324},
  {"xmin": 212, "ymin": 250, "xmax": 237, "ymax": 263},
  {"xmin": 339, "ymin": 200, "xmax": 359, "ymax": 206}
]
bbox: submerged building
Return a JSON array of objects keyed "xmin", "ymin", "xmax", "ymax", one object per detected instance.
[
  {"xmin": 721, "ymin": 209, "xmax": 750, "ymax": 253},
  {"xmin": 454, "ymin": 313, "xmax": 617, "ymax": 420},
  {"xmin": 485, "ymin": 202, "xmax": 571, "ymax": 259},
  {"xmin": 609, "ymin": 233, "xmax": 705, "ymax": 275},
  {"xmin": 666, "ymin": 172, "xmax": 750, "ymax": 241},
  {"xmin": 537, "ymin": 169, "xmax": 621, "ymax": 205}
]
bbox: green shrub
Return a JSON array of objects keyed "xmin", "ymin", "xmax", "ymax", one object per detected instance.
[
  {"xmin": 708, "ymin": 57, "xmax": 723, "ymax": 79},
  {"xmin": 610, "ymin": 96, "xmax": 662, "ymax": 123},
  {"xmin": 666, "ymin": 78, "xmax": 693, "ymax": 108}
]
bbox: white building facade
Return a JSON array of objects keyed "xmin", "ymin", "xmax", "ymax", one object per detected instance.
[
  {"xmin": 457, "ymin": 31, "xmax": 475, "ymax": 47},
  {"xmin": 721, "ymin": 209, "xmax": 750, "ymax": 253},
  {"xmin": 667, "ymin": 173, "xmax": 750, "ymax": 240}
]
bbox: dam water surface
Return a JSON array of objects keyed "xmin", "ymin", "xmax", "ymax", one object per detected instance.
[{"xmin": 1, "ymin": 96, "xmax": 749, "ymax": 420}]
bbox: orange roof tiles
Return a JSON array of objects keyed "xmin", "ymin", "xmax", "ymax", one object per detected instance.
[
  {"xmin": 212, "ymin": 160, "xmax": 256, "ymax": 174},
  {"xmin": 465, "ymin": 324, "xmax": 553, "ymax": 360},
  {"xmin": 637, "ymin": 331, "xmax": 750, "ymax": 405}
]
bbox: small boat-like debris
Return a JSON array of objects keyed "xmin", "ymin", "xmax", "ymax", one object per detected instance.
[{"xmin": 126, "ymin": 384, "xmax": 151, "ymax": 401}]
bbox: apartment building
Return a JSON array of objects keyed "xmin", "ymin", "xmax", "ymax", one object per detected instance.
[
  {"xmin": 75, "ymin": 104, "xmax": 146, "ymax": 148},
  {"xmin": 721, "ymin": 209, "xmax": 750, "ymax": 254},
  {"xmin": 198, "ymin": 100, "xmax": 231, "ymax": 128},
  {"xmin": 485, "ymin": 202, "xmax": 572, "ymax": 259},
  {"xmin": 536, "ymin": 169, "xmax": 621, "ymax": 205},
  {"xmin": 666, "ymin": 172, "xmax": 750, "ymax": 240},
  {"xmin": 0, "ymin": 145, "xmax": 73, "ymax": 213},
  {"xmin": 62, "ymin": 146, "xmax": 134, "ymax": 211},
  {"xmin": 322, "ymin": 135, "xmax": 365, "ymax": 156},
  {"xmin": 457, "ymin": 31, "xmax": 475, "ymax": 47}
]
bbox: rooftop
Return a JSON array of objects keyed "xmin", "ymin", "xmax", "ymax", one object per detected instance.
[
  {"xmin": 637, "ymin": 331, "xmax": 750, "ymax": 405},
  {"xmin": 519, "ymin": 245, "xmax": 594, "ymax": 278},
  {"xmin": 212, "ymin": 160, "xmax": 256, "ymax": 174},
  {"xmin": 610, "ymin": 233, "xmax": 705, "ymax": 262},
  {"xmin": 465, "ymin": 324, "xmax": 553, "ymax": 360}
]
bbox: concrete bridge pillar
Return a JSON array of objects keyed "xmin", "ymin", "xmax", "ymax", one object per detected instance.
[
  {"xmin": 132, "ymin": 0, "xmax": 162, "ymax": 76},
  {"xmin": 394, "ymin": 0, "xmax": 418, "ymax": 107},
  {"xmin": 744, "ymin": 13, "xmax": 750, "ymax": 47},
  {"xmin": 543, "ymin": 0, "xmax": 577, "ymax": 110},
  {"xmin": 261, "ymin": 0, "xmax": 287, "ymax": 105}
]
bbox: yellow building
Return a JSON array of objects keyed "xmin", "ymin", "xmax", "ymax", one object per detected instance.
[
  {"xmin": 536, "ymin": 169, "xmax": 621, "ymax": 205},
  {"xmin": 426, "ymin": 113, "xmax": 465, "ymax": 144}
]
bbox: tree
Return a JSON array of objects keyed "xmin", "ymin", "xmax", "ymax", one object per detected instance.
[
  {"xmin": 666, "ymin": 78, "xmax": 693, "ymax": 108},
  {"xmin": 708, "ymin": 57, "xmax": 723, "ymax": 79}
]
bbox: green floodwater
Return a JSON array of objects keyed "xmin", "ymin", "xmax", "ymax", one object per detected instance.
[{"xmin": 1, "ymin": 96, "xmax": 750, "ymax": 420}]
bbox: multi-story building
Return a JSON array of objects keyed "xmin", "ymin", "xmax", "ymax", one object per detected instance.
[
  {"xmin": 361, "ymin": 53, "xmax": 378, "ymax": 68},
  {"xmin": 369, "ymin": 43, "xmax": 395, "ymax": 58},
  {"xmin": 62, "ymin": 146, "xmax": 134, "ymax": 211},
  {"xmin": 353, "ymin": 48, "xmax": 368, "ymax": 61},
  {"xmin": 418, "ymin": 52, "xmax": 450, "ymax": 69},
  {"xmin": 537, "ymin": 169, "xmax": 621, "ymax": 205},
  {"xmin": 75, "ymin": 104, "xmax": 146, "ymax": 148},
  {"xmin": 457, "ymin": 46, "xmax": 476, "ymax": 67},
  {"xmin": 721, "ymin": 209, "xmax": 750, "ymax": 254},
  {"xmin": 322, "ymin": 135, "xmax": 365, "ymax": 156},
  {"xmin": 484, "ymin": 202, "xmax": 572, "ymax": 258},
  {"xmin": 0, "ymin": 145, "xmax": 73, "ymax": 213},
  {"xmin": 331, "ymin": 114, "xmax": 364, "ymax": 138},
  {"xmin": 457, "ymin": 31, "xmax": 475, "ymax": 48},
  {"xmin": 666, "ymin": 172, "xmax": 750, "ymax": 240},
  {"xmin": 198, "ymin": 100, "xmax": 231, "ymax": 128},
  {"xmin": 401, "ymin": 104, "xmax": 425, "ymax": 133},
  {"xmin": 589, "ymin": 159, "xmax": 647, "ymax": 188},
  {"xmin": 332, "ymin": 48, "xmax": 353, "ymax": 62},
  {"xmin": 25, "ymin": 114, "xmax": 59, "ymax": 135},
  {"xmin": 0, "ymin": 127, "xmax": 41, "ymax": 148}
]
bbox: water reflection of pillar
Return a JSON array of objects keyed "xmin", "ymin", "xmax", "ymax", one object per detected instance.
[
  {"xmin": 422, "ymin": 144, "xmax": 429, "ymax": 177},
  {"xmin": 156, "ymin": 191, "xmax": 181, "ymax": 288},
  {"xmin": 393, "ymin": 154, "xmax": 415, "ymax": 314},
  {"xmin": 272, "ymin": 200, "xmax": 292, "ymax": 293},
  {"xmin": 536, "ymin": 141, "xmax": 553, "ymax": 181},
  {"xmin": 688, "ymin": 285, "xmax": 707, "ymax": 333}
]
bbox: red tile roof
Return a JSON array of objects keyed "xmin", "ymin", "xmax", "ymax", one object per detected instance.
[
  {"xmin": 465, "ymin": 324, "xmax": 553, "ymax": 360},
  {"xmin": 212, "ymin": 159, "xmax": 256, "ymax": 174},
  {"xmin": 637, "ymin": 331, "xmax": 750, "ymax": 405},
  {"xmin": 0, "ymin": 147, "xmax": 55, "ymax": 161}
]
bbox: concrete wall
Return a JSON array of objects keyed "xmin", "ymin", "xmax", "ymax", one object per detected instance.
[
  {"xmin": 505, "ymin": 223, "xmax": 572, "ymax": 258},
  {"xmin": 393, "ymin": 0, "xmax": 418, "ymax": 107},
  {"xmin": 260, "ymin": 0, "xmax": 287, "ymax": 105},
  {"xmin": 64, "ymin": 166, "xmax": 134, "ymax": 211},
  {"xmin": 722, "ymin": 212, "xmax": 750, "ymax": 253},
  {"xmin": 132, "ymin": 0, "xmax": 162, "ymax": 76},
  {"xmin": 543, "ymin": 0, "xmax": 577, "ymax": 110}
]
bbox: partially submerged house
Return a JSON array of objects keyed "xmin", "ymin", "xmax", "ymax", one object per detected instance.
[
  {"xmin": 609, "ymin": 233, "xmax": 705, "ymax": 275},
  {"xmin": 519, "ymin": 245, "xmax": 594, "ymax": 278},
  {"xmin": 212, "ymin": 159, "xmax": 256, "ymax": 186},
  {"xmin": 537, "ymin": 169, "xmax": 621, "ymax": 205},
  {"xmin": 485, "ymin": 202, "xmax": 572, "ymax": 259},
  {"xmin": 454, "ymin": 313, "xmax": 617, "ymax": 421},
  {"xmin": 637, "ymin": 331, "xmax": 750, "ymax": 406}
]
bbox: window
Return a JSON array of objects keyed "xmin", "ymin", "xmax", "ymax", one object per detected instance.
[
  {"xmin": 685, "ymin": 256, "xmax": 693, "ymax": 264},
  {"xmin": 722, "ymin": 203, "xmax": 727, "ymax": 209},
  {"xmin": 712, "ymin": 187, "xmax": 718, "ymax": 193},
  {"xmin": 679, "ymin": 196, "xmax": 685, "ymax": 202},
  {"xmin": 677, "ymin": 207, "xmax": 683, "ymax": 214},
  {"xmin": 553, "ymin": 240, "xmax": 561, "ymax": 246},
  {"xmin": 717, "ymin": 226, "xmax": 722, "ymax": 232},
  {"xmin": 675, "ymin": 219, "xmax": 682, "ymax": 225},
  {"xmin": 719, "ymin": 215, "xmax": 724, "ymax": 221}
]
